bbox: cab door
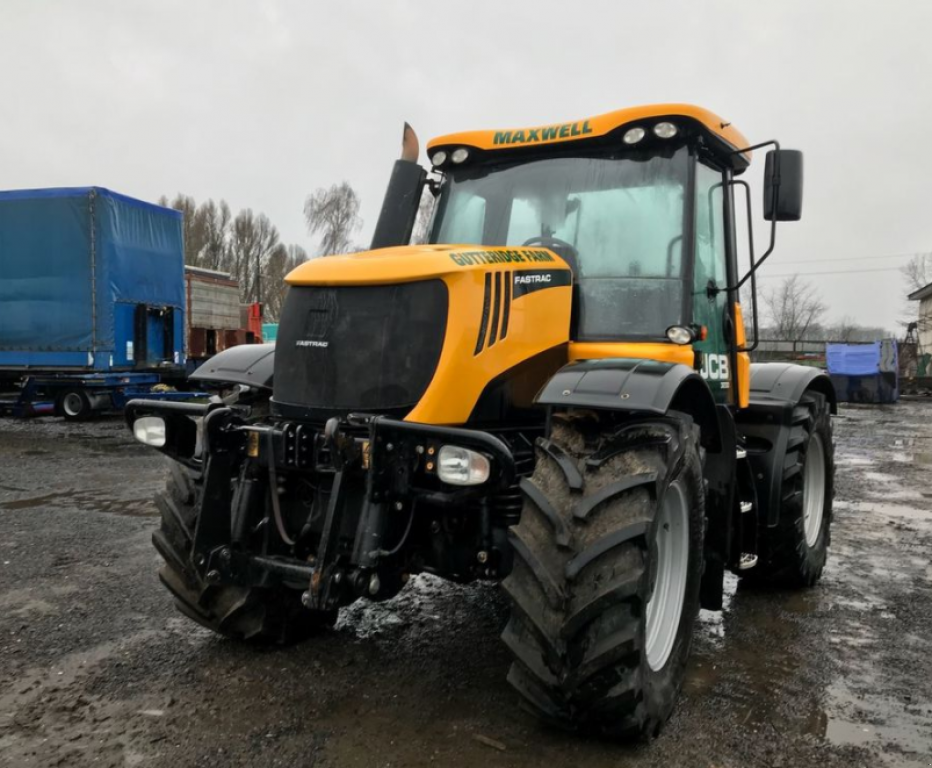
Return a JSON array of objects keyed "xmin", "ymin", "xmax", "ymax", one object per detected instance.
[{"xmin": 692, "ymin": 161, "xmax": 732, "ymax": 403}]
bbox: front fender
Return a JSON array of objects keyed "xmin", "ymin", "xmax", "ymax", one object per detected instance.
[
  {"xmin": 535, "ymin": 358, "xmax": 721, "ymax": 450},
  {"xmin": 191, "ymin": 343, "xmax": 275, "ymax": 391}
]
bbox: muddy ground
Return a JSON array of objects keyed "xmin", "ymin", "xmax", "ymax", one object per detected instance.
[{"xmin": 1, "ymin": 402, "xmax": 931, "ymax": 767}]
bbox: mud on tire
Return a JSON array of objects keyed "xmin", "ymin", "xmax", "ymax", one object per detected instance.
[
  {"xmin": 152, "ymin": 460, "xmax": 336, "ymax": 644},
  {"xmin": 501, "ymin": 412, "xmax": 705, "ymax": 740},
  {"xmin": 745, "ymin": 390, "xmax": 834, "ymax": 588}
]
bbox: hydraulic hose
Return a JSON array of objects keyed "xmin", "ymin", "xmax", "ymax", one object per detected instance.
[{"xmin": 265, "ymin": 431, "xmax": 296, "ymax": 546}]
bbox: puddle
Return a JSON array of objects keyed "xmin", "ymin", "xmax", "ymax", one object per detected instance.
[
  {"xmin": 815, "ymin": 681, "xmax": 932, "ymax": 757},
  {"xmin": 837, "ymin": 456, "xmax": 877, "ymax": 467},
  {"xmin": 697, "ymin": 572, "xmax": 739, "ymax": 642},
  {"xmin": 0, "ymin": 488, "xmax": 156, "ymax": 517},
  {"xmin": 853, "ymin": 501, "xmax": 932, "ymax": 523},
  {"xmin": 862, "ymin": 471, "xmax": 900, "ymax": 485}
]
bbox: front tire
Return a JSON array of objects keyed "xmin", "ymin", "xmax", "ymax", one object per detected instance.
[
  {"xmin": 502, "ymin": 413, "xmax": 705, "ymax": 740},
  {"xmin": 152, "ymin": 461, "xmax": 336, "ymax": 644}
]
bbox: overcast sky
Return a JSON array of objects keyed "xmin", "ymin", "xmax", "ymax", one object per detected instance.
[{"xmin": 2, "ymin": 0, "xmax": 929, "ymax": 332}]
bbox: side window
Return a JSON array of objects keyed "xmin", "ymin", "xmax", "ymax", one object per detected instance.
[
  {"xmin": 693, "ymin": 162, "xmax": 731, "ymax": 402},
  {"xmin": 694, "ymin": 163, "xmax": 726, "ymax": 289}
]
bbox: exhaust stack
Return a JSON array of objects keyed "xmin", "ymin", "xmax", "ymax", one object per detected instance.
[{"xmin": 370, "ymin": 122, "xmax": 427, "ymax": 250}]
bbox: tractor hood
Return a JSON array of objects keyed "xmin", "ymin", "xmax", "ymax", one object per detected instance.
[
  {"xmin": 285, "ymin": 244, "xmax": 568, "ymax": 286},
  {"xmin": 278, "ymin": 243, "xmax": 573, "ymax": 425}
]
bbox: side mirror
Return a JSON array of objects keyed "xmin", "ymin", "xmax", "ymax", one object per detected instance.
[{"xmin": 763, "ymin": 149, "xmax": 803, "ymax": 222}]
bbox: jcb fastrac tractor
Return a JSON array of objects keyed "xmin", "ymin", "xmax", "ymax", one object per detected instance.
[{"xmin": 128, "ymin": 104, "xmax": 835, "ymax": 739}]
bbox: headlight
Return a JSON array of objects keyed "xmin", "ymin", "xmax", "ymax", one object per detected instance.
[
  {"xmin": 451, "ymin": 148, "xmax": 470, "ymax": 164},
  {"xmin": 437, "ymin": 445, "xmax": 491, "ymax": 486},
  {"xmin": 653, "ymin": 122, "xmax": 678, "ymax": 139},
  {"xmin": 623, "ymin": 127, "xmax": 646, "ymax": 145},
  {"xmin": 665, "ymin": 325, "xmax": 694, "ymax": 345},
  {"xmin": 133, "ymin": 416, "xmax": 166, "ymax": 447},
  {"xmin": 431, "ymin": 151, "xmax": 448, "ymax": 167}
]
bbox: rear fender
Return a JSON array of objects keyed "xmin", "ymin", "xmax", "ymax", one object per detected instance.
[{"xmin": 736, "ymin": 363, "xmax": 836, "ymax": 527}]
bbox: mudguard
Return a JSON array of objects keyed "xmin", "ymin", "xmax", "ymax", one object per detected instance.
[
  {"xmin": 190, "ymin": 344, "xmax": 275, "ymax": 390},
  {"xmin": 535, "ymin": 358, "xmax": 721, "ymax": 450},
  {"xmin": 736, "ymin": 363, "xmax": 836, "ymax": 527}
]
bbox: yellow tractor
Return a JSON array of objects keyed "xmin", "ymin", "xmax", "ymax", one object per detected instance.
[{"xmin": 128, "ymin": 104, "xmax": 834, "ymax": 739}]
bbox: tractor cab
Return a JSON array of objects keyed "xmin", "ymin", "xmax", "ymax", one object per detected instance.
[{"xmin": 420, "ymin": 105, "xmax": 801, "ymax": 408}]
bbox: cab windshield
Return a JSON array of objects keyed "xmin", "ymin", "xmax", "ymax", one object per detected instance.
[{"xmin": 430, "ymin": 146, "xmax": 690, "ymax": 339}]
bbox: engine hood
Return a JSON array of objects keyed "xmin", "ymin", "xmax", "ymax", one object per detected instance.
[{"xmin": 285, "ymin": 244, "xmax": 568, "ymax": 286}]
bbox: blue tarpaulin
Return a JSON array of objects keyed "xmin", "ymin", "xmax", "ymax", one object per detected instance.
[
  {"xmin": 827, "ymin": 340, "xmax": 899, "ymax": 404},
  {"xmin": 826, "ymin": 342, "xmax": 882, "ymax": 376},
  {"xmin": 0, "ymin": 187, "xmax": 184, "ymax": 370}
]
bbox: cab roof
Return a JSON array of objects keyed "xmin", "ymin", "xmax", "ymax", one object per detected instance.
[{"xmin": 427, "ymin": 103, "xmax": 751, "ymax": 169}]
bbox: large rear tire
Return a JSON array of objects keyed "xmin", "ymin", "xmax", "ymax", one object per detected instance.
[
  {"xmin": 502, "ymin": 413, "xmax": 705, "ymax": 740},
  {"xmin": 745, "ymin": 390, "xmax": 834, "ymax": 587},
  {"xmin": 152, "ymin": 460, "xmax": 336, "ymax": 644}
]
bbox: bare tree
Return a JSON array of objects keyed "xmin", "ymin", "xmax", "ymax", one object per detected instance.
[
  {"xmin": 229, "ymin": 210, "xmax": 281, "ymax": 305},
  {"xmin": 901, "ymin": 253, "xmax": 932, "ymax": 292},
  {"xmin": 411, "ymin": 188, "xmax": 436, "ymax": 245},
  {"xmin": 161, "ymin": 192, "xmax": 309, "ymax": 317},
  {"xmin": 762, "ymin": 274, "xmax": 827, "ymax": 345},
  {"xmin": 262, "ymin": 244, "xmax": 308, "ymax": 321},
  {"xmin": 162, "ymin": 194, "xmax": 209, "ymax": 267},
  {"xmin": 198, "ymin": 199, "xmax": 233, "ymax": 272},
  {"xmin": 829, "ymin": 315, "xmax": 858, "ymax": 342},
  {"xmin": 304, "ymin": 182, "xmax": 362, "ymax": 255}
]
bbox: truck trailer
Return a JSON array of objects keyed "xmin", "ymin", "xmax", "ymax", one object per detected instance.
[{"xmin": 0, "ymin": 187, "xmax": 187, "ymax": 418}]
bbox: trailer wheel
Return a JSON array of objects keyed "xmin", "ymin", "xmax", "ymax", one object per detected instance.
[
  {"xmin": 501, "ymin": 413, "xmax": 704, "ymax": 740},
  {"xmin": 58, "ymin": 389, "xmax": 92, "ymax": 422},
  {"xmin": 745, "ymin": 390, "xmax": 834, "ymax": 587},
  {"xmin": 152, "ymin": 461, "xmax": 337, "ymax": 644}
]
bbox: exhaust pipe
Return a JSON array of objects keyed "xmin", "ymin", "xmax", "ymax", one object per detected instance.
[{"xmin": 370, "ymin": 122, "xmax": 427, "ymax": 250}]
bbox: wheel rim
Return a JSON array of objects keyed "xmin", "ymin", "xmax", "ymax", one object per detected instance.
[
  {"xmin": 645, "ymin": 480, "xmax": 689, "ymax": 672},
  {"xmin": 63, "ymin": 393, "xmax": 84, "ymax": 417},
  {"xmin": 802, "ymin": 433, "xmax": 826, "ymax": 547}
]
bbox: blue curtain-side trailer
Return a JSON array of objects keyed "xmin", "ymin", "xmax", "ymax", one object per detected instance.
[{"xmin": 0, "ymin": 187, "xmax": 203, "ymax": 419}]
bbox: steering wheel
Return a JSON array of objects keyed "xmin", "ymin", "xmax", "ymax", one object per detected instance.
[{"xmin": 521, "ymin": 236, "xmax": 580, "ymax": 272}]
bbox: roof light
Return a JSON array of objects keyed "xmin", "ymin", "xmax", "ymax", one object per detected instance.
[
  {"xmin": 431, "ymin": 151, "xmax": 448, "ymax": 167},
  {"xmin": 623, "ymin": 127, "xmax": 646, "ymax": 145},
  {"xmin": 653, "ymin": 122, "xmax": 678, "ymax": 139},
  {"xmin": 451, "ymin": 148, "xmax": 470, "ymax": 164},
  {"xmin": 666, "ymin": 325, "xmax": 694, "ymax": 345}
]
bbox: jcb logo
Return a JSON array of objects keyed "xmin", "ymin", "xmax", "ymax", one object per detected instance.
[{"xmin": 700, "ymin": 354, "xmax": 730, "ymax": 388}]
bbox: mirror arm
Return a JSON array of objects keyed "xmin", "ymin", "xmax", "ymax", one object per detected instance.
[
  {"xmin": 733, "ymin": 206, "xmax": 777, "ymax": 293},
  {"xmin": 718, "ymin": 138, "xmax": 783, "ymax": 295}
]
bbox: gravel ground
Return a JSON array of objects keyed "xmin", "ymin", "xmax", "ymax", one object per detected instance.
[{"xmin": 1, "ymin": 402, "xmax": 931, "ymax": 767}]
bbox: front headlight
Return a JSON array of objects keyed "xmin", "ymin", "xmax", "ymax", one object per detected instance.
[
  {"xmin": 437, "ymin": 445, "xmax": 491, "ymax": 486},
  {"xmin": 133, "ymin": 416, "xmax": 167, "ymax": 447}
]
